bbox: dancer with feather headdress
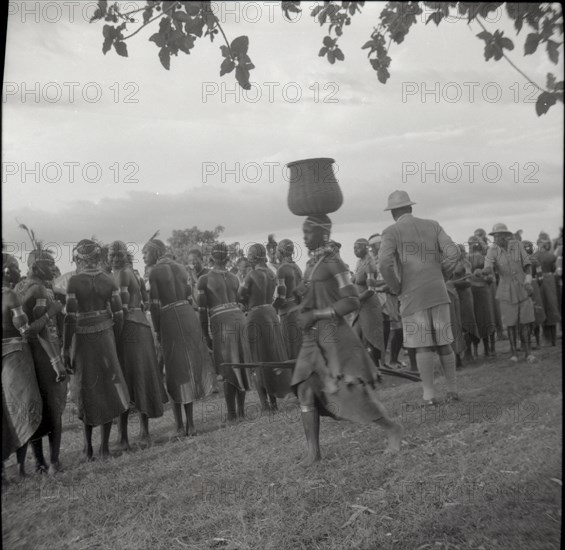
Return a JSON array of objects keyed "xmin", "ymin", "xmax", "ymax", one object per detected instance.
[{"xmin": 14, "ymin": 222, "xmax": 68, "ymax": 474}]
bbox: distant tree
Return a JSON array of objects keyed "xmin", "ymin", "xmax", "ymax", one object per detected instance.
[
  {"xmin": 167, "ymin": 225, "xmax": 225, "ymax": 265},
  {"xmin": 91, "ymin": 1, "xmax": 563, "ymax": 116}
]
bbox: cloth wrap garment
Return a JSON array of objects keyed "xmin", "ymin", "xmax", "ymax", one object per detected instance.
[
  {"xmin": 245, "ymin": 304, "xmax": 291, "ymax": 399},
  {"xmin": 159, "ymin": 300, "xmax": 215, "ymax": 404},
  {"xmin": 209, "ymin": 303, "xmax": 251, "ymax": 391},
  {"xmin": 352, "ymin": 254, "xmax": 385, "ymax": 354},
  {"xmin": 446, "ymin": 283, "xmax": 466, "ymax": 355},
  {"xmin": 119, "ymin": 308, "xmax": 167, "ymax": 417},
  {"xmin": 278, "ymin": 298, "xmax": 303, "ymax": 360},
  {"xmin": 2, "ymin": 337, "xmax": 42, "ymax": 460},
  {"xmin": 291, "ymin": 249, "xmax": 386, "ymax": 423},
  {"xmin": 14, "ymin": 280, "xmax": 67, "ymax": 438},
  {"xmin": 536, "ymin": 251, "xmax": 561, "ymax": 326},
  {"xmin": 468, "ymin": 252, "xmax": 497, "ymax": 339},
  {"xmin": 70, "ymin": 310, "xmax": 131, "ymax": 426}
]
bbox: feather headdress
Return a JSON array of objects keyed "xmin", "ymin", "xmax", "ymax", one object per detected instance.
[
  {"xmin": 17, "ymin": 219, "xmax": 41, "ymax": 250},
  {"xmin": 147, "ymin": 230, "xmax": 160, "ymax": 242},
  {"xmin": 17, "ymin": 219, "xmax": 54, "ymax": 265}
]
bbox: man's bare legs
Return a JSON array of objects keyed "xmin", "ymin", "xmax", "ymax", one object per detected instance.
[
  {"xmin": 184, "ymin": 403, "xmax": 196, "ymax": 436},
  {"xmin": 172, "ymin": 403, "xmax": 185, "ymax": 437},
  {"xmin": 297, "ymin": 379, "xmax": 403, "ymax": 467},
  {"xmin": 16, "ymin": 444, "xmax": 28, "ymax": 478},
  {"xmin": 118, "ymin": 410, "xmax": 132, "ymax": 451},
  {"xmin": 83, "ymin": 424, "xmax": 94, "ymax": 460},
  {"xmin": 100, "ymin": 422, "xmax": 112, "ymax": 459},
  {"xmin": 236, "ymin": 388, "xmax": 246, "ymax": 420},
  {"xmin": 30, "ymin": 425, "xmax": 64, "ymax": 475},
  {"xmin": 84, "ymin": 423, "xmax": 111, "ymax": 460},
  {"xmin": 507, "ymin": 326, "xmax": 518, "ymax": 361},
  {"xmin": 47, "ymin": 420, "xmax": 63, "ymax": 474},
  {"xmin": 224, "ymin": 381, "xmax": 238, "ymax": 424},
  {"xmin": 139, "ymin": 413, "xmax": 151, "ymax": 445},
  {"xmin": 297, "ymin": 381, "xmax": 320, "ymax": 467}
]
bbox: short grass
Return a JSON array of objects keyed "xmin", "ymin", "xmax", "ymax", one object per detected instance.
[{"xmin": 2, "ymin": 341, "xmax": 562, "ymax": 550}]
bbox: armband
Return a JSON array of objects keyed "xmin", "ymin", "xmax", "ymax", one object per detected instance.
[
  {"xmin": 67, "ymin": 293, "xmax": 76, "ymax": 300},
  {"xmin": 120, "ymin": 287, "xmax": 128, "ymax": 293},
  {"xmin": 150, "ymin": 299, "xmax": 160, "ymax": 305},
  {"xmin": 313, "ymin": 307, "xmax": 337, "ymax": 321},
  {"xmin": 36, "ymin": 298, "xmax": 47, "ymax": 307},
  {"xmin": 334, "ymin": 271, "xmax": 352, "ymax": 289},
  {"xmin": 112, "ymin": 290, "xmax": 120, "ymax": 297}
]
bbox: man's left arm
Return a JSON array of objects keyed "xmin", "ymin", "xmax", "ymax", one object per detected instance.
[
  {"xmin": 378, "ymin": 230, "xmax": 401, "ymax": 294},
  {"xmin": 437, "ymin": 224, "xmax": 460, "ymax": 279}
]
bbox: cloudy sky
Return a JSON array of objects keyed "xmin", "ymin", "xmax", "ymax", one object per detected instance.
[{"xmin": 3, "ymin": 1, "xmax": 563, "ymax": 273}]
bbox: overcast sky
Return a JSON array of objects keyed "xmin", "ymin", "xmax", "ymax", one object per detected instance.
[{"xmin": 3, "ymin": 1, "xmax": 563, "ymax": 273}]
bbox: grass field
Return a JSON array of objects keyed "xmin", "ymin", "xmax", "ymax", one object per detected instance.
[{"xmin": 2, "ymin": 341, "xmax": 562, "ymax": 550}]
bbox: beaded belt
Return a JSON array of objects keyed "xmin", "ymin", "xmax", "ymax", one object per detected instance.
[
  {"xmin": 249, "ymin": 303, "xmax": 273, "ymax": 312},
  {"xmin": 161, "ymin": 300, "xmax": 190, "ymax": 312},
  {"xmin": 209, "ymin": 302, "xmax": 240, "ymax": 319},
  {"xmin": 76, "ymin": 318, "xmax": 114, "ymax": 334},
  {"xmin": 77, "ymin": 309, "xmax": 110, "ymax": 319},
  {"xmin": 2, "ymin": 336, "xmax": 24, "ymax": 344}
]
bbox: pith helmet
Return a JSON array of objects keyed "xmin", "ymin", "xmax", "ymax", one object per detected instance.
[
  {"xmin": 489, "ymin": 223, "xmax": 513, "ymax": 236},
  {"xmin": 384, "ymin": 190, "xmax": 416, "ymax": 211}
]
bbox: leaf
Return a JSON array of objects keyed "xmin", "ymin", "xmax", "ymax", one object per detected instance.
[
  {"xmin": 323, "ymin": 35, "xmax": 336, "ymax": 48},
  {"xmin": 361, "ymin": 40, "xmax": 374, "ymax": 50},
  {"xmin": 102, "ymin": 37, "xmax": 113, "ymax": 55},
  {"xmin": 546, "ymin": 72, "xmax": 556, "ymax": 90},
  {"xmin": 524, "ymin": 33, "xmax": 540, "ymax": 55},
  {"xmin": 159, "ymin": 47, "xmax": 171, "ymax": 70},
  {"xmin": 535, "ymin": 91, "xmax": 556, "ymax": 116},
  {"xmin": 235, "ymin": 65, "xmax": 251, "ymax": 90},
  {"xmin": 311, "ymin": 5, "xmax": 323, "ymax": 18},
  {"xmin": 187, "ymin": 2, "xmax": 201, "ymax": 16},
  {"xmin": 143, "ymin": 6, "xmax": 154, "ymax": 24},
  {"xmin": 102, "ymin": 24, "xmax": 115, "ymax": 39},
  {"xmin": 149, "ymin": 32, "xmax": 167, "ymax": 48},
  {"xmin": 318, "ymin": 46, "xmax": 328, "ymax": 57},
  {"xmin": 167, "ymin": 28, "xmax": 184, "ymax": 46},
  {"xmin": 230, "ymin": 36, "xmax": 249, "ymax": 57},
  {"xmin": 173, "ymin": 10, "xmax": 188, "ymax": 22},
  {"xmin": 499, "ymin": 37, "xmax": 514, "ymax": 51},
  {"xmin": 327, "ymin": 49, "xmax": 336, "ymax": 64},
  {"xmin": 334, "ymin": 48, "xmax": 344, "ymax": 61},
  {"xmin": 220, "ymin": 45, "xmax": 230, "ymax": 58},
  {"xmin": 476, "ymin": 30, "xmax": 493, "ymax": 43},
  {"xmin": 426, "ymin": 11, "xmax": 443, "ymax": 26},
  {"xmin": 178, "ymin": 34, "xmax": 195, "ymax": 54},
  {"xmin": 161, "ymin": 1, "xmax": 177, "ymax": 12},
  {"xmin": 377, "ymin": 67, "xmax": 390, "ymax": 84},
  {"xmin": 186, "ymin": 16, "xmax": 204, "ymax": 37},
  {"xmin": 547, "ymin": 40, "xmax": 559, "ymax": 64},
  {"xmin": 483, "ymin": 44, "xmax": 495, "ymax": 61},
  {"xmin": 220, "ymin": 57, "xmax": 235, "ymax": 76},
  {"xmin": 90, "ymin": 0, "xmax": 107, "ymax": 21},
  {"xmin": 113, "ymin": 41, "xmax": 128, "ymax": 57}
]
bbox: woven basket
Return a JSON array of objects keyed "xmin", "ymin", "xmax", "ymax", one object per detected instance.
[{"xmin": 286, "ymin": 157, "xmax": 343, "ymax": 216}]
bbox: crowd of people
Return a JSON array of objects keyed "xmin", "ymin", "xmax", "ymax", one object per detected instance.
[{"xmin": 2, "ymin": 190, "xmax": 562, "ymax": 478}]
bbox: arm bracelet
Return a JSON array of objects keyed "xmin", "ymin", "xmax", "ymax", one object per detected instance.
[{"xmin": 313, "ymin": 307, "xmax": 337, "ymax": 321}]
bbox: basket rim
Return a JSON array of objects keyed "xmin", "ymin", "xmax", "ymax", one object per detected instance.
[{"xmin": 286, "ymin": 157, "xmax": 335, "ymax": 168}]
